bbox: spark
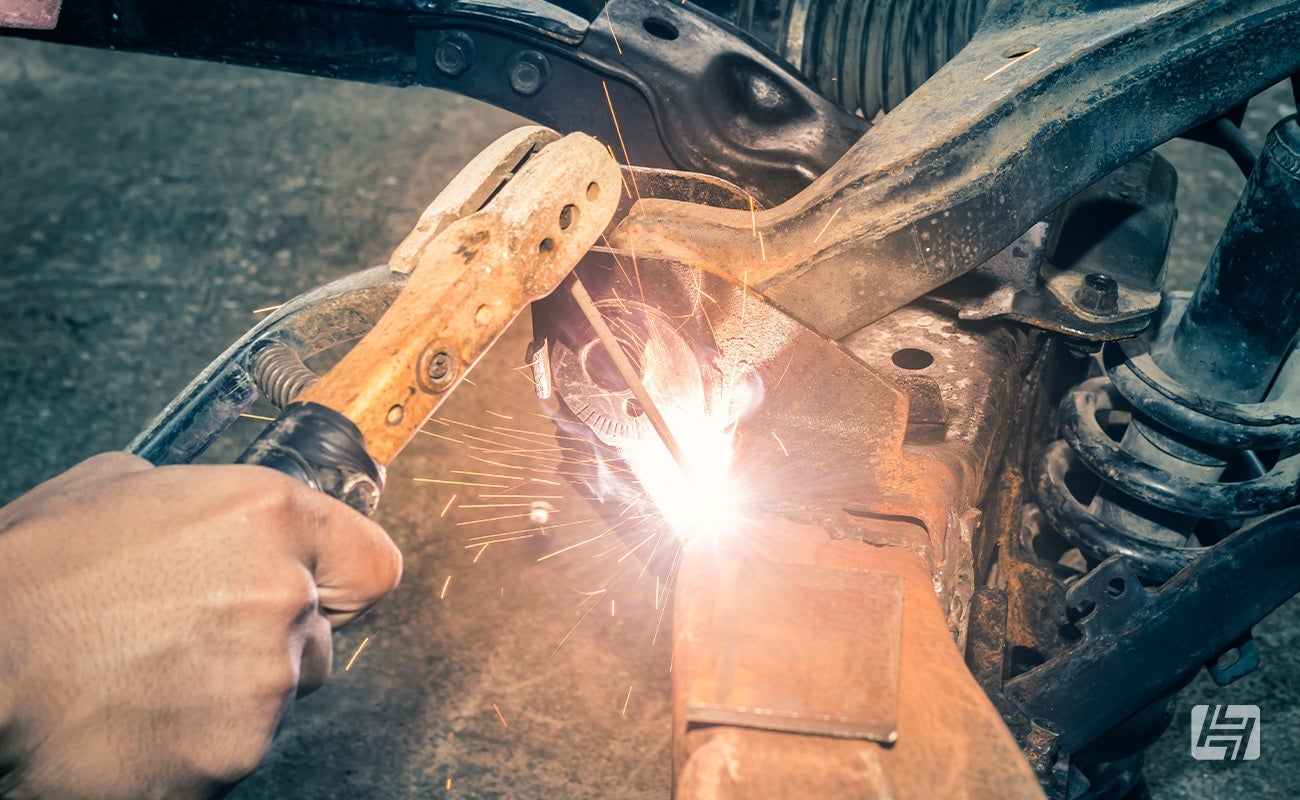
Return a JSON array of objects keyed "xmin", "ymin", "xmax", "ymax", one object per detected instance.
[
  {"xmin": 440, "ymin": 575, "xmax": 452, "ymax": 599},
  {"xmin": 344, "ymin": 636, "xmax": 371, "ymax": 671},
  {"xmin": 452, "ymin": 469, "xmax": 523, "ymax": 481},
  {"xmin": 486, "ymin": 410, "xmax": 513, "ymax": 420},
  {"xmin": 984, "ymin": 45, "xmax": 1040, "ymax": 81},
  {"xmin": 239, "ymin": 412, "xmax": 275, "ymax": 422},
  {"xmin": 771, "ymin": 431, "xmax": 789, "ymax": 456},
  {"xmin": 773, "ymin": 350, "xmax": 797, "ymax": 390},
  {"xmin": 492, "ymin": 703, "xmax": 509, "ymax": 728},
  {"xmin": 413, "ymin": 478, "xmax": 508, "ymax": 489},
  {"xmin": 537, "ymin": 530, "xmax": 612, "ymax": 562},
  {"xmin": 440, "ymin": 494, "xmax": 457, "ymax": 518},
  {"xmin": 446, "ymin": 778, "xmax": 452, "ymax": 790},
  {"xmin": 571, "ymin": 588, "xmax": 609, "ymax": 596},
  {"xmin": 622, "ymin": 685, "xmax": 633, "ymax": 716},
  {"xmin": 813, "ymin": 206, "xmax": 842, "ymax": 244},
  {"xmin": 472, "ymin": 544, "xmax": 490, "ymax": 562},
  {"xmin": 252, "ymin": 303, "xmax": 283, "ymax": 315},
  {"xmin": 457, "ymin": 511, "xmax": 556, "ymax": 527},
  {"xmin": 611, "ymin": 599, "xmax": 617, "ymax": 617},
  {"xmin": 418, "ymin": 429, "xmax": 463, "ymax": 445},
  {"xmin": 758, "ymin": 230, "xmax": 767, "ymax": 261},
  {"xmin": 748, "ymin": 195, "xmax": 757, "ymax": 236},
  {"xmin": 602, "ymin": 81, "xmax": 641, "ymax": 200},
  {"xmin": 604, "ymin": 4, "xmax": 622, "ymax": 54}
]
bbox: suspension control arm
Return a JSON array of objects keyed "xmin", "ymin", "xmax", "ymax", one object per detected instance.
[{"xmin": 614, "ymin": 0, "xmax": 1300, "ymax": 338}]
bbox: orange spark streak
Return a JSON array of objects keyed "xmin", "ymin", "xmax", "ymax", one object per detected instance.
[
  {"xmin": 452, "ymin": 469, "xmax": 524, "ymax": 481},
  {"xmin": 493, "ymin": 703, "xmax": 509, "ymax": 728},
  {"xmin": 344, "ymin": 636, "xmax": 371, "ymax": 671},
  {"xmin": 252, "ymin": 304, "xmax": 284, "ymax": 315},
  {"xmin": 464, "ymin": 534, "xmax": 536, "ymax": 547},
  {"xmin": 417, "ymin": 430, "xmax": 464, "ymax": 444},
  {"xmin": 771, "ymin": 431, "xmax": 789, "ymax": 456},
  {"xmin": 604, "ymin": 4, "xmax": 622, "ymax": 54},
  {"xmin": 486, "ymin": 410, "xmax": 513, "ymax": 420},
  {"xmin": 413, "ymin": 478, "xmax": 507, "ymax": 489},
  {"xmin": 813, "ymin": 205, "xmax": 843, "ymax": 244},
  {"xmin": 748, "ymin": 195, "xmax": 757, "ymax": 236},
  {"xmin": 537, "ymin": 531, "xmax": 611, "ymax": 562},
  {"xmin": 440, "ymin": 575, "xmax": 452, "ymax": 599},
  {"xmin": 758, "ymin": 230, "xmax": 767, "ymax": 261},
  {"xmin": 472, "ymin": 543, "xmax": 490, "ymax": 563},
  {"xmin": 440, "ymin": 494, "xmax": 457, "ymax": 518},
  {"xmin": 457, "ymin": 511, "xmax": 557, "ymax": 527},
  {"xmin": 773, "ymin": 349, "xmax": 797, "ymax": 390},
  {"xmin": 602, "ymin": 81, "xmax": 641, "ymax": 200},
  {"xmin": 622, "ymin": 685, "xmax": 633, "ymax": 716},
  {"xmin": 469, "ymin": 518, "xmax": 595, "ymax": 541}
]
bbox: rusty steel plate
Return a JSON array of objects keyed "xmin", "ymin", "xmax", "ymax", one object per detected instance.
[{"xmin": 684, "ymin": 558, "xmax": 902, "ymax": 742}]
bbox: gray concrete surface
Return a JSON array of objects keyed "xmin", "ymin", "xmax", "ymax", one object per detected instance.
[{"xmin": 1, "ymin": 35, "xmax": 1297, "ymax": 799}]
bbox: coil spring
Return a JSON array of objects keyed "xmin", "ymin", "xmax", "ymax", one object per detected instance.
[
  {"xmin": 249, "ymin": 343, "xmax": 319, "ymax": 409},
  {"xmin": 732, "ymin": 0, "xmax": 987, "ymax": 119},
  {"xmin": 1032, "ymin": 340, "xmax": 1300, "ymax": 582}
]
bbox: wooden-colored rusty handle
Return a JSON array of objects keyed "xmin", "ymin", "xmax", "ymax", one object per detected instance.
[{"xmin": 296, "ymin": 129, "xmax": 621, "ymax": 465}]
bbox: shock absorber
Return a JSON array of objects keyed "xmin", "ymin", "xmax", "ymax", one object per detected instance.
[{"xmin": 1035, "ymin": 115, "xmax": 1300, "ymax": 583}]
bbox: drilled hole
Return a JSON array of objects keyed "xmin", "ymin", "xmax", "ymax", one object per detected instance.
[
  {"xmin": 1059, "ymin": 623, "xmax": 1082, "ymax": 643},
  {"xmin": 643, "ymin": 17, "xmax": 678, "ymax": 40},
  {"xmin": 1106, "ymin": 577, "xmax": 1126, "ymax": 598},
  {"xmin": 586, "ymin": 181, "xmax": 600, "ymax": 201},
  {"xmin": 624, "ymin": 398, "xmax": 644, "ymax": 418},
  {"xmin": 538, "ymin": 237, "xmax": 555, "ymax": 253},
  {"xmin": 558, "ymin": 203, "xmax": 578, "ymax": 231},
  {"xmin": 891, "ymin": 348, "xmax": 934, "ymax": 370}
]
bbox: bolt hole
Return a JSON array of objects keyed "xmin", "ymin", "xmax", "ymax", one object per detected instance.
[
  {"xmin": 891, "ymin": 348, "xmax": 934, "ymax": 370},
  {"xmin": 1105, "ymin": 577, "xmax": 1126, "ymax": 598},
  {"xmin": 586, "ymin": 182, "xmax": 601, "ymax": 201},
  {"xmin": 538, "ymin": 237, "xmax": 555, "ymax": 253},
  {"xmin": 558, "ymin": 204, "xmax": 578, "ymax": 231},
  {"xmin": 1059, "ymin": 623, "xmax": 1082, "ymax": 643},
  {"xmin": 624, "ymin": 398, "xmax": 644, "ymax": 418},
  {"xmin": 642, "ymin": 17, "xmax": 679, "ymax": 40},
  {"xmin": 1002, "ymin": 44, "xmax": 1037, "ymax": 58}
]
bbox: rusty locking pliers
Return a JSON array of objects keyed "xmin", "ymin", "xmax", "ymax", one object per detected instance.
[{"xmin": 128, "ymin": 126, "xmax": 621, "ymax": 513}]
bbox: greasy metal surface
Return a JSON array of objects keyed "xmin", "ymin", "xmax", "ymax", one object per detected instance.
[
  {"xmin": 680, "ymin": 556, "xmax": 902, "ymax": 741},
  {"xmin": 613, "ymin": 0, "xmax": 1300, "ymax": 338},
  {"xmin": 297, "ymin": 128, "xmax": 621, "ymax": 465},
  {"xmin": 673, "ymin": 520, "xmax": 1045, "ymax": 799}
]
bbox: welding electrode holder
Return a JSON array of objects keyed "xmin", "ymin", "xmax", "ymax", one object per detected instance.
[{"xmin": 237, "ymin": 401, "xmax": 387, "ymax": 516}]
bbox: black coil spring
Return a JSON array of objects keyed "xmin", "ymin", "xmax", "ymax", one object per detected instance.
[
  {"xmin": 249, "ymin": 343, "xmax": 319, "ymax": 409},
  {"xmin": 1033, "ymin": 341, "xmax": 1300, "ymax": 581},
  {"xmin": 732, "ymin": 0, "xmax": 987, "ymax": 119}
]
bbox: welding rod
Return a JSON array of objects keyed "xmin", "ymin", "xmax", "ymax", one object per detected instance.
[{"xmin": 566, "ymin": 274, "xmax": 690, "ymax": 474}]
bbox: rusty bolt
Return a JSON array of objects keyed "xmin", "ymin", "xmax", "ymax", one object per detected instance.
[
  {"xmin": 434, "ymin": 32, "xmax": 475, "ymax": 77},
  {"xmin": 1073, "ymin": 272, "xmax": 1120, "ymax": 316},
  {"xmin": 508, "ymin": 50, "xmax": 551, "ymax": 96}
]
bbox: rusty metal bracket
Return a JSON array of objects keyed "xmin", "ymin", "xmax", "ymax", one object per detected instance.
[{"xmin": 613, "ymin": 0, "xmax": 1300, "ymax": 338}]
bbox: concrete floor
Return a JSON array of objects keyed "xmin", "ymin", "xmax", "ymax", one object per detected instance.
[{"xmin": 1, "ymin": 35, "xmax": 1297, "ymax": 799}]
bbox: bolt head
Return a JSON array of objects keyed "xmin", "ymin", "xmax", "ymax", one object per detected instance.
[
  {"xmin": 508, "ymin": 50, "xmax": 551, "ymax": 96},
  {"xmin": 1073, "ymin": 272, "xmax": 1120, "ymax": 315},
  {"xmin": 434, "ymin": 33, "xmax": 474, "ymax": 76}
]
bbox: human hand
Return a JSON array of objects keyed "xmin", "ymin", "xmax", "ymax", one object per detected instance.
[{"xmin": 0, "ymin": 452, "xmax": 401, "ymax": 799}]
